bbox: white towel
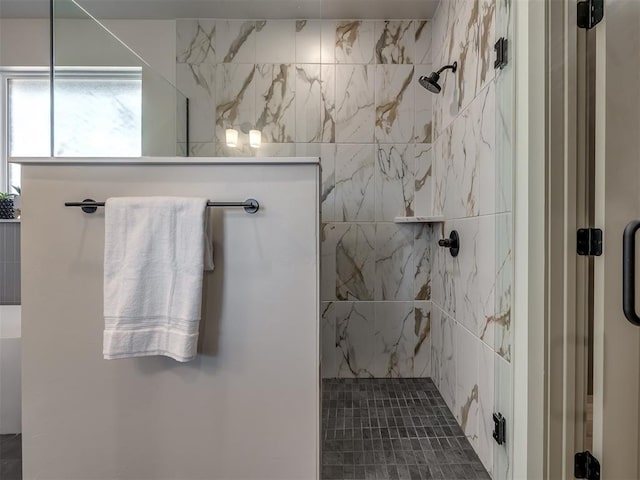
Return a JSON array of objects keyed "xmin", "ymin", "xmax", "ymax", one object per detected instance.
[{"xmin": 103, "ymin": 197, "xmax": 213, "ymax": 362}]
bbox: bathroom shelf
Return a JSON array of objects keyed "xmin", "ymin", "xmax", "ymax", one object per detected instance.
[{"xmin": 394, "ymin": 216, "xmax": 445, "ymax": 224}]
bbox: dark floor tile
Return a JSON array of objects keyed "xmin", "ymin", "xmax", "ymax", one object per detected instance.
[
  {"xmin": 0, "ymin": 460, "xmax": 22, "ymax": 480},
  {"xmin": 0, "ymin": 436, "xmax": 21, "ymax": 461},
  {"xmin": 321, "ymin": 379, "xmax": 489, "ymax": 480}
]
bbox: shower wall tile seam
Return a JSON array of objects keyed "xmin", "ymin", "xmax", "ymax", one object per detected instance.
[{"xmin": 432, "ymin": 79, "xmax": 495, "ymax": 145}]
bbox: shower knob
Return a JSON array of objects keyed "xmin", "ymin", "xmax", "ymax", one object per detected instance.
[{"xmin": 438, "ymin": 230, "xmax": 460, "ymax": 257}]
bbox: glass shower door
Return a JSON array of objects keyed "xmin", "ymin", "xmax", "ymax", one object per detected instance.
[{"xmin": 52, "ymin": 0, "xmax": 189, "ymax": 157}]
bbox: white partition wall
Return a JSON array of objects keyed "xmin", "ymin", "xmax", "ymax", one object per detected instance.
[{"xmin": 16, "ymin": 157, "xmax": 320, "ymax": 480}]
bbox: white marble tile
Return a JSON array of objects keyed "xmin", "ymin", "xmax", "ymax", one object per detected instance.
[
  {"xmin": 430, "ymin": 221, "xmax": 455, "ymax": 317},
  {"xmin": 334, "ymin": 301, "xmax": 376, "ymax": 377},
  {"xmin": 455, "ymin": 323, "xmax": 480, "ymax": 443},
  {"xmin": 375, "ymin": 144, "xmax": 415, "ymax": 221},
  {"xmin": 374, "ymin": 302, "xmax": 426, "ymax": 377},
  {"xmin": 215, "ymin": 64, "xmax": 256, "ymax": 144},
  {"xmin": 176, "ymin": 19, "xmax": 216, "ymax": 64},
  {"xmin": 295, "ymin": 64, "xmax": 322, "ymax": 143},
  {"xmin": 414, "ymin": 20, "xmax": 432, "ymax": 64},
  {"xmin": 375, "ymin": 65, "xmax": 415, "ymax": 143},
  {"xmin": 321, "ymin": 21, "xmax": 336, "ymax": 64},
  {"xmin": 296, "ymin": 20, "xmax": 321, "ymax": 63},
  {"xmin": 413, "ymin": 301, "xmax": 432, "ymax": 376},
  {"xmin": 255, "ymin": 64, "xmax": 296, "ymax": 143},
  {"xmin": 177, "ymin": 63, "xmax": 216, "ymax": 143},
  {"xmin": 431, "ymin": 0, "xmax": 453, "ymax": 66},
  {"xmin": 495, "ymin": 57, "xmax": 514, "ymax": 214},
  {"xmin": 320, "ymin": 65, "xmax": 336, "ymax": 142},
  {"xmin": 336, "ymin": 223, "xmax": 376, "ymax": 301},
  {"xmin": 415, "ymin": 65, "xmax": 434, "ymax": 143},
  {"xmin": 375, "ymin": 223, "xmax": 414, "ymax": 301},
  {"xmin": 321, "ymin": 223, "xmax": 339, "ymax": 301},
  {"xmin": 216, "ymin": 142, "xmax": 254, "ymax": 157},
  {"xmin": 255, "ymin": 20, "xmax": 296, "ymax": 64},
  {"xmin": 335, "ymin": 20, "xmax": 375, "ymax": 64},
  {"xmin": 432, "ymin": 0, "xmax": 496, "ymax": 134},
  {"xmin": 434, "ymin": 82, "xmax": 495, "ymax": 219},
  {"xmin": 295, "ymin": 143, "xmax": 321, "ymax": 157},
  {"xmin": 335, "ymin": 144, "xmax": 375, "ymax": 222},
  {"xmin": 253, "ymin": 142, "xmax": 296, "ymax": 157},
  {"xmin": 215, "ymin": 20, "xmax": 258, "ymax": 63},
  {"xmin": 319, "ymin": 144, "xmax": 337, "ymax": 222},
  {"xmin": 478, "ymin": 0, "xmax": 497, "ymax": 93},
  {"xmin": 321, "ymin": 301, "xmax": 338, "ymax": 377},
  {"xmin": 374, "ymin": 21, "xmax": 414, "ymax": 64},
  {"xmin": 331, "ymin": 301, "xmax": 430, "ymax": 378},
  {"xmin": 336, "ymin": 65, "xmax": 375, "ymax": 143},
  {"xmin": 431, "ymin": 305, "xmax": 442, "ymax": 390},
  {"xmin": 414, "ymin": 223, "xmax": 432, "ymax": 300},
  {"xmin": 414, "ymin": 144, "xmax": 433, "ymax": 217},
  {"xmin": 477, "ymin": 340, "xmax": 496, "ymax": 475},
  {"xmin": 439, "ymin": 308, "xmax": 456, "ymax": 413},
  {"xmin": 494, "ymin": 213, "xmax": 512, "ymax": 361},
  {"xmin": 434, "ymin": 216, "xmax": 497, "ymax": 345},
  {"xmin": 188, "ymin": 142, "xmax": 216, "ymax": 157}
]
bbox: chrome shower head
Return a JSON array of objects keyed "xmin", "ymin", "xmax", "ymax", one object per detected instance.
[{"xmin": 418, "ymin": 61, "xmax": 457, "ymax": 94}]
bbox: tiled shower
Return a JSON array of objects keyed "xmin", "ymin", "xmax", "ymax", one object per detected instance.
[{"xmin": 175, "ymin": 0, "xmax": 513, "ymax": 477}]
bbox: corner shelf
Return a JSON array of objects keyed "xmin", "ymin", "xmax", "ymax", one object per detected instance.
[{"xmin": 393, "ymin": 216, "xmax": 445, "ymax": 224}]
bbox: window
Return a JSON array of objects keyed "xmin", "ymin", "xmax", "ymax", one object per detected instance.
[{"xmin": 1, "ymin": 68, "xmax": 142, "ymax": 193}]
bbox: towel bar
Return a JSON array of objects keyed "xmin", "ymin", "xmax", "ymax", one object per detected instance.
[{"xmin": 64, "ymin": 199, "xmax": 260, "ymax": 214}]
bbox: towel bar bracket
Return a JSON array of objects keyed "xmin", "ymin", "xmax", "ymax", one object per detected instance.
[
  {"xmin": 64, "ymin": 198, "xmax": 261, "ymax": 214},
  {"xmin": 81, "ymin": 199, "xmax": 98, "ymax": 214}
]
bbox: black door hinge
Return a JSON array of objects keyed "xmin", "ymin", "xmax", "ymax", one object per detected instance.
[
  {"xmin": 492, "ymin": 413, "xmax": 506, "ymax": 445},
  {"xmin": 575, "ymin": 451, "xmax": 600, "ymax": 480},
  {"xmin": 494, "ymin": 37, "xmax": 508, "ymax": 69},
  {"xmin": 577, "ymin": 228, "xmax": 603, "ymax": 256},
  {"xmin": 577, "ymin": 0, "xmax": 604, "ymax": 29}
]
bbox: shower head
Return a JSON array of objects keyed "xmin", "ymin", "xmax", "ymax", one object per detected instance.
[{"xmin": 418, "ymin": 62, "xmax": 457, "ymax": 94}]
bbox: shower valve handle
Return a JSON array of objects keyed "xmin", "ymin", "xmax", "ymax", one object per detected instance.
[{"xmin": 438, "ymin": 230, "xmax": 460, "ymax": 257}]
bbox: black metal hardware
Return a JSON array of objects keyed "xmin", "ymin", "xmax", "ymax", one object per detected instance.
[
  {"xmin": 438, "ymin": 230, "xmax": 459, "ymax": 257},
  {"xmin": 494, "ymin": 38, "xmax": 508, "ymax": 69},
  {"xmin": 65, "ymin": 198, "xmax": 260, "ymax": 214},
  {"xmin": 492, "ymin": 413, "xmax": 506, "ymax": 445},
  {"xmin": 577, "ymin": 0, "xmax": 604, "ymax": 29},
  {"xmin": 623, "ymin": 220, "xmax": 640, "ymax": 326},
  {"xmin": 577, "ymin": 228, "xmax": 603, "ymax": 256},
  {"xmin": 185, "ymin": 97, "xmax": 190, "ymax": 157},
  {"xmin": 575, "ymin": 451, "xmax": 600, "ymax": 480}
]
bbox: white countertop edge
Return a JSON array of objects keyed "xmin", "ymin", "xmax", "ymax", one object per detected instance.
[
  {"xmin": 9, "ymin": 156, "xmax": 321, "ymax": 166},
  {"xmin": 394, "ymin": 216, "xmax": 445, "ymax": 224},
  {"xmin": 0, "ymin": 219, "xmax": 21, "ymax": 223}
]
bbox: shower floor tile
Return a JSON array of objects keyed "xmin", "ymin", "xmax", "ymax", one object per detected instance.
[{"xmin": 321, "ymin": 378, "xmax": 490, "ymax": 480}]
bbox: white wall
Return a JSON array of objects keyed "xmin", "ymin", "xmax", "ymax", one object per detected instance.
[
  {"xmin": 0, "ymin": 19, "xmax": 49, "ymax": 67},
  {"xmin": 20, "ymin": 159, "xmax": 320, "ymax": 479},
  {"xmin": 0, "ymin": 18, "xmax": 176, "ymax": 82}
]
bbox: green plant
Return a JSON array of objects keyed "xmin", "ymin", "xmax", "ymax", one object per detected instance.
[
  {"xmin": 0, "ymin": 193, "xmax": 12, "ymax": 200},
  {"xmin": 11, "ymin": 185, "xmax": 20, "ymax": 195}
]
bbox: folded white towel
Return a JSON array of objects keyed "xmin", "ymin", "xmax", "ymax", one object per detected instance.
[{"xmin": 103, "ymin": 197, "xmax": 213, "ymax": 362}]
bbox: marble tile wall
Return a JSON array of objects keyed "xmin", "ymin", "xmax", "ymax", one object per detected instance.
[
  {"xmin": 430, "ymin": 0, "xmax": 513, "ymax": 478},
  {"xmin": 176, "ymin": 18, "xmax": 437, "ymax": 379}
]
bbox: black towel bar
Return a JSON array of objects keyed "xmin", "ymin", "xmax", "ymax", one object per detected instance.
[{"xmin": 64, "ymin": 199, "xmax": 260, "ymax": 214}]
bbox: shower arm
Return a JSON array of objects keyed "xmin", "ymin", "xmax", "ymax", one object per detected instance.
[{"xmin": 436, "ymin": 62, "xmax": 458, "ymax": 75}]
